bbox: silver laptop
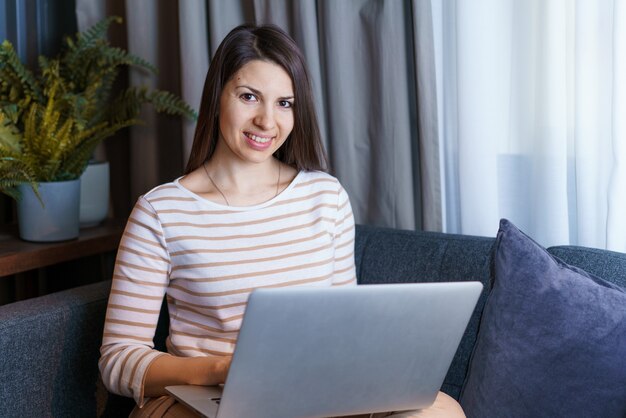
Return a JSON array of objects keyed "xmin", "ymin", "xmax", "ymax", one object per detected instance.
[{"xmin": 166, "ymin": 282, "xmax": 482, "ymax": 418}]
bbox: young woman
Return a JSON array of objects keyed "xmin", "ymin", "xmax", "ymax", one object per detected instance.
[{"xmin": 99, "ymin": 24, "xmax": 464, "ymax": 418}]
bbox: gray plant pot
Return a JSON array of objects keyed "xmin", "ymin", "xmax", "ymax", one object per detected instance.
[
  {"xmin": 79, "ymin": 160, "xmax": 110, "ymax": 227},
  {"xmin": 17, "ymin": 179, "xmax": 81, "ymax": 242}
]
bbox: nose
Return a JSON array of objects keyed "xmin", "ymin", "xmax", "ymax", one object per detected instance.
[{"xmin": 253, "ymin": 104, "xmax": 276, "ymax": 130}]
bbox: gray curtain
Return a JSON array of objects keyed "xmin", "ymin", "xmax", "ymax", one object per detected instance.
[{"xmin": 76, "ymin": 0, "xmax": 441, "ymax": 231}]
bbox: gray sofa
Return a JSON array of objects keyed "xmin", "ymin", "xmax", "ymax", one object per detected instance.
[{"xmin": 1, "ymin": 224, "xmax": 625, "ymax": 417}]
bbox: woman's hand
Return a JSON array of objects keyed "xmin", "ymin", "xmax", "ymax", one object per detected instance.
[{"xmin": 144, "ymin": 354, "xmax": 232, "ymax": 397}]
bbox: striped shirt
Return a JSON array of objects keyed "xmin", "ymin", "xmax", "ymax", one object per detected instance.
[{"xmin": 98, "ymin": 170, "xmax": 357, "ymax": 406}]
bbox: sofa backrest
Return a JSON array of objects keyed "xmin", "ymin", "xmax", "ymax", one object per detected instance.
[
  {"xmin": 354, "ymin": 224, "xmax": 495, "ymax": 399},
  {"xmin": 548, "ymin": 245, "xmax": 626, "ymax": 289}
]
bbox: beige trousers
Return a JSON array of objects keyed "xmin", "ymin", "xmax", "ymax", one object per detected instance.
[{"xmin": 129, "ymin": 391, "xmax": 465, "ymax": 418}]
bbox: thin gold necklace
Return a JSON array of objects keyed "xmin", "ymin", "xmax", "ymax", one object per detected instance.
[{"xmin": 202, "ymin": 163, "xmax": 281, "ymax": 206}]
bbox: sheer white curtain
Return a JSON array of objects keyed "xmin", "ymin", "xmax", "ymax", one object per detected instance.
[{"xmin": 429, "ymin": 0, "xmax": 626, "ymax": 251}]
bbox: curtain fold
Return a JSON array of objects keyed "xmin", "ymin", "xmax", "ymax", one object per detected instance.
[
  {"xmin": 178, "ymin": 1, "xmax": 210, "ymax": 159},
  {"xmin": 316, "ymin": 0, "xmax": 418, "ymax": 228},
  {"xmin": 124, "ymin": 1, "xmax": 159, "ymax": 199},
  {"xmin": 608, "ymin": 0, "xmax": 626, "ymax": 250},
  {"xmin": 411, "ymin": 0, "xmax": 441, "ymax": 231}
]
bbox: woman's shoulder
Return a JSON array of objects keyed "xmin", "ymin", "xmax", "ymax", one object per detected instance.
[
  {"xmin": 296, "ymin": 170, "xmax": 342, "ymax": 188},
  {"xmin": 138, "ymin": 178, "xmax": 189, "ymax": 204},
  {"xmin": 295, "ymin": 170, "xmax": 349, "ymax": 196}
]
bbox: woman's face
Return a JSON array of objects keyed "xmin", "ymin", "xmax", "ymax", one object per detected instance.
[{"xmin": 217, "ymin": 59, "xmax": 295, "ymax": 165}]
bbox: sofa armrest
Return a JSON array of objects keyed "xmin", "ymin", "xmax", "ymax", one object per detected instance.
[{"xmin": 0, "ymin": 280, "xmax": 135, "ymax": 417}]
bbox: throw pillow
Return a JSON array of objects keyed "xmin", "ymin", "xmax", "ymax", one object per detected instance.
[{"xmin": 459, "ymin": 219, "xmax": 626, "ymax": 417}]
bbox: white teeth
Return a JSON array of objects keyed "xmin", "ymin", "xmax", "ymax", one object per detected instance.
[{"xmin": 247, "ymin": 133, "xmax": 272, "ymax": 143}]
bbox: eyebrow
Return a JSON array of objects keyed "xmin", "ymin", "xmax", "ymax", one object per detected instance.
[{"xmin": 236, "ymin": 85, "xmax": 294, "ymax": 101}]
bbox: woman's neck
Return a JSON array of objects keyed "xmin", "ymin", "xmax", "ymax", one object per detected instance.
[
  {"xmin": 179, "ymin": 138, "xmax": 299, "ymax": 207},
  {"xmin": 204, "ymin": 157, "xmax": 281, "ymax": 195}
]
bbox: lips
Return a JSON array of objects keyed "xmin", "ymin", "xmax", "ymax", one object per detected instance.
[
  {"xmin": 244, "ymin": 131, "xmax": 274, "ymax": 150},
  {"xmin": 244, "ymin": 132, "xmax": 272, "ymax": 143}
]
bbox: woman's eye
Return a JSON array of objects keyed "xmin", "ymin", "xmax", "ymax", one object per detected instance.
[
  {"xmin": 240, "ymin": 93, "xmax": 257, "ymax": 102},
  {"xmin": 278, "ymin": 100, "xmax": 293, "ymax": 109}
]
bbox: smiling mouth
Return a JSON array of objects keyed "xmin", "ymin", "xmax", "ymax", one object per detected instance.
[{"xmin": 244, "ymin": 132, "xmax": 274, "ymax": 144}]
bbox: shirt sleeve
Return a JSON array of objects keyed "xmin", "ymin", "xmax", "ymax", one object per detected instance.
[
  {"xmin": 98, "ymin": 196, "xmax": 171, "ymax": 407},
  {"xmin": 332, "ymin": 184, "xmax": 357, "ymax": 286}
]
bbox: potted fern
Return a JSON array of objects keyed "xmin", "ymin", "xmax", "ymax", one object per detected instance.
[{"xmin": 0, "ymin": 17, "xmax": 195, "ymax": 241}]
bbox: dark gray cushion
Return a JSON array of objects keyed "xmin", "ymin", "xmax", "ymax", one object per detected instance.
[
  {"xmin": 460, "ymin": 219, "xmax": 626, "ymax": 417},
  {"xmin": 354, "ymin": 224, "xmax": 495, "ymax": 399}
]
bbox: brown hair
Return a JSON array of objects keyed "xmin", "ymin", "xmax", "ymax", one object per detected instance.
[{"xmin": 184, "ymin": 24, "xmax": 327, "ymax": 174}]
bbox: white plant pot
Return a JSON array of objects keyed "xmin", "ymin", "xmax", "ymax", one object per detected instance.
[
  {"xmin": 79, "ymin": 161, "xmax": 110, "ymax": 228},
  {"xmin": 17, "ymin": 179, "xmax": 81, "ymax": 242}
]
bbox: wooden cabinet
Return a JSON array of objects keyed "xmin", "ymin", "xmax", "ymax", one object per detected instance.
[{"xmin": 0, "ymin": 220, "xmax": 124, "ymax": 304}]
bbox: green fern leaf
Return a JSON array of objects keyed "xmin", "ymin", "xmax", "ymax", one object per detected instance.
[
  {"xmin": 74, "ymin": 16, "xmax": 122, "ymax": 49},
  {"xmin": 0, "ymin": 41, "xmax": 43, "ymax": 103},
  {"xmin": 0, "ymin": 110, "xmax": 22, "ymax": 153},
  {"xmin": 148, "ymin": 89, "xmax": 197, "ymax": 120}
]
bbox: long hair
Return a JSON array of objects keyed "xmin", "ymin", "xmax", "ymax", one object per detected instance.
[{"xmin": 184, "ymin": 24, "xmax": 327, "ymax": 174}]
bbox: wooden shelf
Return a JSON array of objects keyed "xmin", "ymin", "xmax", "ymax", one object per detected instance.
[{"xmin": 0, "ymin": 219, "xmax": 125, "ymax": 277}]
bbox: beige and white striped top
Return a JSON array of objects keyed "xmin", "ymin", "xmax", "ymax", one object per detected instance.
[{"xmin": 98, "ymin": 170, "xmax": 356, "ymax": 406}]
